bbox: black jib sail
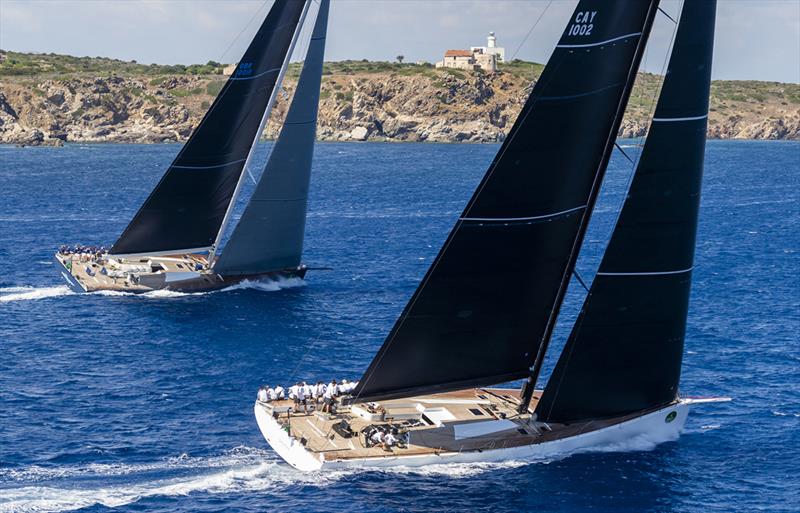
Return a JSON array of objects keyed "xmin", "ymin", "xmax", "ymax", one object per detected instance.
[
  {"xmin": 351, "ymin": 0, "xmax": 661, "ymax": 404},
  {"xmin": 215, "ymin": 0, "xmax": 329, "ymax": 275},
  {"xmin": 536, "ymin": 0, "xmax": 717, "ymax": 424},
  {"xmin": 110, "ymin": 0, "xmax": 307, "ymax": 256}
]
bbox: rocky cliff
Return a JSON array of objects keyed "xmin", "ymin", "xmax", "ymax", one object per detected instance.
[{"xmin": 1, "ymin": 54, "xmax": 798, "ymax": 146}]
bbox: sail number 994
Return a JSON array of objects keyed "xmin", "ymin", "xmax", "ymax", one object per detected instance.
[{"xmin": 568, "ymin": 11, "xmax": 597, "ymax": 36}]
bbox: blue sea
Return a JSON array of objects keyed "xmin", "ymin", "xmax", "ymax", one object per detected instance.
[{"xmin": 0, "ymin": 140, "xmax": 798, "ymax": 512}]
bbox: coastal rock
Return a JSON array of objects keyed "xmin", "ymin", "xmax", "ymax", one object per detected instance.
[
  {"xmin": 350, "ymin": 126, "xmax": 369, "ymax": 141},
  {"xmin": 0, "ymin": 67, "xmax": 797, "ymax": 145}
]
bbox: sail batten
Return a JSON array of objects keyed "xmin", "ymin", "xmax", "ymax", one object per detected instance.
[
  {"xmin": 351, "ymin": 0, "xmax": 661, "ymax": 405},
  {"xmin": 536, "ymin": 0, "xmax": 717, "ymax": 424},
  {"xmin": 214, "ymin": 0, "xmax": 329, "ymax": 276},
  {"xmin": 109, "ymin": 0, "xmax": 308, "ymax": 256}
]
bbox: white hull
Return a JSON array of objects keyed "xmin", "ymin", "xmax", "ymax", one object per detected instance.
[{"xmin": 255, "ymin": 399, "xmax": 707, "ymax": 472}]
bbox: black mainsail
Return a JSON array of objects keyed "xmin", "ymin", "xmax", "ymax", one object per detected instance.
[
  {"xmin": 536, "ymin": 0, "xmax": 717, "ymax": 424},
  {"xmin": 351, "ymin": 0, "xmax": 661, "ymax": 404},
  {"xmin": 110, "ymin": 0, "xmax": 308, "ymax": 256},
  {"xmin": 215, "ymin": 0, "xmax": 329, "ymax": 275}
]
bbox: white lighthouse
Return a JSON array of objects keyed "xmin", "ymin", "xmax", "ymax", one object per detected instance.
[{"xmin": 471, "ymin": 32, "xmax": 505, "ymax": 63}]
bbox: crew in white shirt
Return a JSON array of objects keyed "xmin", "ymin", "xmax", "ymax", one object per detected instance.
[
  {"xmin": 370, "ymin": 429, "xmax": 385, "ymax": 446},
  {"xmin": 289, "ymin": 382, "xmax": 301, "ymax": 408},
  {"xmin": 312, "ymin": 381, "xmax": 325, "ymax": 404},
  {"xmin": 257, "ymin": 386, "xmax": 268, "ymax": 402},
  {"xmin": 274, "ymin": 385, "xmax": 285, "ymax": 400},
  {"xmin": 267, "ymin": 387, "xmax": 278, "ymax": 401},
  {"xmin": 340, "ymin": 379, "xmax": 358, "ymax": 394},
  {"xmin": 383, "ymin": 431, "xmax": 399, "ymax": 449},
  {"xmin": 327, "ymin": 380, "xmax": 339, "ymax": 398},
  {"xmin": 296, "ymin": 383, "xmax": 309, "ymax": 414},
  {"xmin": 322, "ymin": 384, "xmax": 336, "ymax": 413}
]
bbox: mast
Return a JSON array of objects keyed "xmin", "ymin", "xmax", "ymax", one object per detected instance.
[
  {"xmin": 109, "ymin": 1, "xmax": 308, "ymax": 257},
  {"xmin": 536, "ymin": 0, "xmax": 717, "ymax": 423},
  {"xmin": 518, "ymin": 0, "xmax": 662, "ymax": 414},
  {"xmin": 209, "ymin": 0, "xmax": 312, "ymax": 267},
  {"xmin": 215, "ymin": 0, "xmax": 329, "ymax": 276},
  {"xmin": 349, "ymin": 0, "xmax": 666, "ymax": 406}
]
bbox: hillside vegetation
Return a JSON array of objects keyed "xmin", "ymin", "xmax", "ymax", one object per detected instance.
[{"xmin": 1, "ymin": 50, "xmax": 798, "ymax": 146}]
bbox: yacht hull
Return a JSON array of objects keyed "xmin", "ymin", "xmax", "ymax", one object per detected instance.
[
  {"xmin": 255, "ymin": 395, "xmax": 719, "ymax": 472},
  {"xmin": 54, "ymin": 252, "xmax": 306, "ymax": 294}
]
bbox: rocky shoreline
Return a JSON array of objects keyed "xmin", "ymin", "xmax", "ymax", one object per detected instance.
[{"xmin": 1, "ymin": 64, "xmax": 798, "ymax": 147}]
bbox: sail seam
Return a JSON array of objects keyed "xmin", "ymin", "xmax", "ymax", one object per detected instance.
[
  {"xmin": 460, "ymin": 205, "xmax": 586, "ymax": 222},
  {"xmin": 652, "ymin": 114, "xmax": 708, "ymax": 122},
  {"xmin": 556, "ymin": 32, "xmax": 642, "ymax": 49},
  {"xmin": 229, "ymin": 66, "xmax": 282, "ymax": 81},
  {"xmin": 596, "ymin": 267, "xmax": 693, "ymax": 276},
  {"xmin": 171, "ymin": 159, "xmax": 247, "ymax": 170},
  {"xmin": 540, "ymin": 83, "xmax": 622, "ymax": 101}
]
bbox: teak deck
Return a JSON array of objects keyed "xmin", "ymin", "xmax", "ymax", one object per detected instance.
[
  {"xmin": 55, "ymin": 253, "xmax": 209, "ymax": 292},
  {"xmin": 256, "ymin": 388, "xmax": 644, "ymax": 462}
]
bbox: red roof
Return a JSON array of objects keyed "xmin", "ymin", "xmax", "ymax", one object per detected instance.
[{"xmin": 444, "ymin": 49, "xmax": 473, "ymax": 58}]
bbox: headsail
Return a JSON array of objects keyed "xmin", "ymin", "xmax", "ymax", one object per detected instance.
[
  {"xmin": 110, "ymin": 0, "xmax": 307, "ymax": 256},
  {"xmin": 215, "ymin": 0, "xmax": 329, "ymax": 275},
  {"xmin": 536, "ymin": 0, "xmax": 717, "ymax": 423},
  {"xmin": 351, "ymin": 0, "xmax": 661, "ymax": 404}
]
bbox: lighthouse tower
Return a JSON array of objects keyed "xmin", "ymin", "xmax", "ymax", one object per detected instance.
[
  {"xmin": 487, "ymin": 32, "xmax": 497, "ymax": 49},
  {"xmin": 471, "ymin": 32, "xmax": 505, "ymax": 63}
]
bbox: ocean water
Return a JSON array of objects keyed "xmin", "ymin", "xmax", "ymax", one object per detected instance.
[{"xmin": 0, "ymin": 140, "xmax": 798, "ymax": 513}]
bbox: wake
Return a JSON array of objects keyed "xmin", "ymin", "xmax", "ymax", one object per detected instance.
[
  {"xmin": 0, "ymin": 447, "xmax": 533, "ymax": 513},
  {"xmin": 0, "ymin": 433, "xmax": 678, "ymax": 512},
  {"xmin": 0, "ymin": 448, "xmax": 319, "ymax": 513},
  {"xmin": 0, "ymin": 286, "xmax": 74, "ymax": 303},
  {"xmin": 0, "ymin": 277, "xmax": 305, "ymax": 303}
]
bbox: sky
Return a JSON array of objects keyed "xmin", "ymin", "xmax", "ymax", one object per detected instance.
[{"xmin": 1, "ymin": 0, "xmax": 798, "ymax": 83}]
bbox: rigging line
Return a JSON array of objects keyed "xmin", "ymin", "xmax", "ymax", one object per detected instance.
[
  {"xmin": 171, "ymin": 2, "xmax": 277, "ymax": 166},
  {"xmin": 605, "ymin": 0, "xmax": 683, "ymax": 250},
  {"xmin": 509, "ymin": 0, "xmax": 555, "ymax": 62},
  {"xmin": 614, "ymin": 142, "xmax": 634, "ymax": 164},
  {"xmin": 658, "ymin": 6, "xmax": 678, "ymax": 25},
  {"xmin": 573, "ymin": 270, "xmax": 589, "ymax": 293},
  {"xmin": 218, "ymin": 0, "xmax": 272, "ymax": 65},
  {"xmin": 242, "ymin": 4, "xmax": 320, "ymax": 190},
  {"xmin": 541, "ymin": 1, "xmax": 685, "ymax": 421}
]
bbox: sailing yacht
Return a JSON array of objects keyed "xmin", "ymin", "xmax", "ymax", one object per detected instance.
[
  {"xmin": 55, "ymin": 0, "xmax": 326, "ymax": 293},
  {"xmin": 255, "ymin": 0, "xmax": 729, "ymax": 471}
]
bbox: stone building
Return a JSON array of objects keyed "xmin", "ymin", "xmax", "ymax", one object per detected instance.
[{"xmin": 435, "ymin": 32, "xmax": 505, "ymax": 73}]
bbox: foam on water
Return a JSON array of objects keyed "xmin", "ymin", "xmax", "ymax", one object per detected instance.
[
  {"xmin": 0, "ymin": 462, "xmax": 317, "ymax": 513},
  {"xmin": 0, "ymin": 447, "xmax": 270, "ymax": 483},
  {"xmin": 0, "ymin": 447, "xmax": 343, "ymax": 512},
  {"xmin": 0, "ymin": 277, "xmax": 305, "ymax": 303},
  {"xmin": 0, "ymin": 286, "xmax": 74, "ymax": 303}
]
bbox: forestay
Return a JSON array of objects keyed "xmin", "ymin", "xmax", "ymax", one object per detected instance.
[
  {"xmin": 351, "ymin": 0, "xmax": 661, "ymax": 404},
  {"xmin": 215, "ymin": 0, "xmax": 329, "ymax": 275},
  {"xmin": 110, "ymin": 1, "xmax": 307, "ymax": 256},
  {"xmin": 536, "ymin": 0, "xmax": 717, "ymax": 423}
]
